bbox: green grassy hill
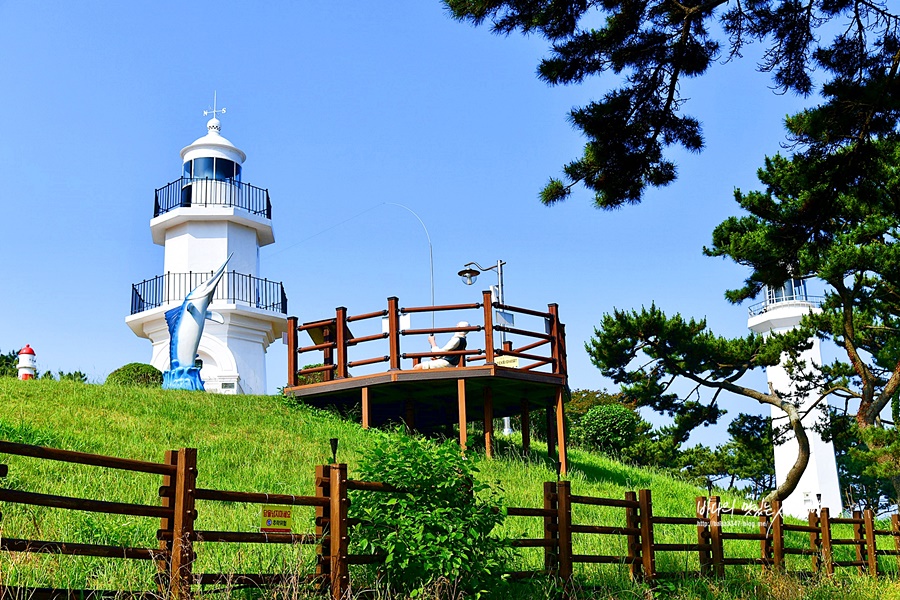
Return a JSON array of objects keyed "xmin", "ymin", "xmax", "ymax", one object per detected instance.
[{"xmin": 1, "ymin": 378, "xmax": 898, "ymax": 599}]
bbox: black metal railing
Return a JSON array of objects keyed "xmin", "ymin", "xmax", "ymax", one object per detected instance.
[
  {"xmin": 153, "ymin": 177, "xmax": 272, "ymax": 219},
  {"xmin": 131, "ymin": 271, "xmax": 287, "ymax": 315}
]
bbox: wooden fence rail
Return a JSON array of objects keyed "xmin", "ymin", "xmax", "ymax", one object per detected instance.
[{"xmin": 4, "ymin": 442, "xmax": 900, "ymax": 599}]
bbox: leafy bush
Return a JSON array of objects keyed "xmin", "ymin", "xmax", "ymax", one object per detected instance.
[
  {"xmin": 105, "ymin": 363, "xmax": 162, "ymax": 387},
  {"xmin": 349, "ymin": 431, "xmax": 509, "ymax": 597},
  {"xmin": 573, "ymin": 402, "xmax": 642, "ymax": 454}
]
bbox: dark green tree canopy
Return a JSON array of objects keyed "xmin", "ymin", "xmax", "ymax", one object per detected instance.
[
  {"xmin": 705, "ymin": 136, "xmax": 900, "ymax": 428},
  {"xmin": 588, "ymin": 303, "xmax": 815, "ymax": 500},
  {"xmin": 444, "ymin": 0, "xmax": 900, "ymax": 208}
]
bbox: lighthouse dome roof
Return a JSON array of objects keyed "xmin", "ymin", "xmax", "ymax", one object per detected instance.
[{"xmin": 180, "ymin": 117, "xmax": 247, "ymax": 164}]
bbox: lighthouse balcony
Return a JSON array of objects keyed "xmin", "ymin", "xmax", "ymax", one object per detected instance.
[
  {"xmin": 154, "ymin": 177, "xmax": 272, "ymax": 220},
  {"xmin": 130, "ymin": 271, "xmax": 287, "ymax": 316}
]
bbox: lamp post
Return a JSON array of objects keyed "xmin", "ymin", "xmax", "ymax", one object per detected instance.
[{"xmin": 458, "ymin": 260, "xmax": 513, "ymax": 435}]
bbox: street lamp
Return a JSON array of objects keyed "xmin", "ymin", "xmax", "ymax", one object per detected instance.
[
  {"xmin": 458, "ymin": 259, "xmax": 513, "ymax": 435},
  {"xmin": 458, "ymin": 260, "xmax": 505, "ymax": 306}
]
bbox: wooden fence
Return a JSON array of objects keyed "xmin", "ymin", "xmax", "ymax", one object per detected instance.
[{"xmin": 3, "ymin": 442, "xmax": 900, "ymax": 600}]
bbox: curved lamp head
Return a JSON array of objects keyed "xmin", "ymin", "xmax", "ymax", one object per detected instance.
[{"xmin": 458, "ymin": 267, "xmax": 479, "ymax": 286}]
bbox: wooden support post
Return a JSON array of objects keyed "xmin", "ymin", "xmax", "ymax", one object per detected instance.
[
  {"xmin": 893, "ymin": 515, "xmax": 900, "ymax": 573},
  {"xmin": 556, "ymin": 480, "xmax": 573, "ymax": 581},
  {"xmin": 548, "ymin": 304, "xmax": 560, "ymax": 375},
  {"xmin": 287, "ymin": 316, "xmax": 298, "ymax": 387},
  {"xmin": 543, "ymin": 482, "xmax": 559, "ymax": 575},
  {"xmin": 335, "ymin": 307, "xmax": 349, "ymax": 379},
  {"xmin": 323, "ymin": 325, "xmax": 334, "ymax": 382},
  {"xmin": 170, "ymin": 448, "xmax": 197, "ymax": 600},
  {"xmin": 853, "ymin": 510, "xmax": 865, "ymax": 575},
  {"xmin": 483, "ymin": 387, "xmax": 494, "ymax": 459},
  {"xmin": 521, "ymin": 398, "xmax": 531, "ymax": 457},
  {"xmin": 361, "ymin": 387, "xmax": 370, "ymax": 430},
  {"xmin": 546, "ymin": 407, "xmax": 557, "ymax": 462},
  {"xmin": 625, "ymin": 491, "xmax": 641, "ymax": 581},
  {"xmin": 696, "ymin": 496, "xmax": 711, "ymax": 576},
  {"xmin": 555, "ymin": 387, "xmax": 568, "ymax": 476},
  {"xmin": 482, "ymin": 290, "xmax": 495, "ymax": 365},
  {"xmin": 329, "ymin": 464, "xmax": 349, "ymax": 600},
  {"xmin": 457, "ymin": 380, "xmax": 467, "ymax": 451},
  {"xmin": 864, "ymin": 508, "xmax": 878, "ymax": 576},
  {"xmin": 314, "ymin": 465, "xmax": 331, "ymax": 590},
  {"xmin": 638, "ymin": 489, "xmax": 656, "ymax": 582},
  {"xmin": 708, "ymin": 496, "xmax": 724, "ymax": 577},
  {"xmin": 387, "ymin": 297, "xmax": 400, "ymax": 371},
  {"xmin": 820, "ymin": 507, "xmax": 834, "ymax": 576},
  {"xmin": 771, "ymin": 500, "xmax": 784, "ymax": 572},
  {"xmin": 809, "ymin": 510, "xmax": 821, "ymax": 574},
  {"xmin": 157, "ymin": 450, "xmax": 177, "ymax": 596},
  {"xmin": 558, "ymin": 322, "xmax": 568, "ymax": 377}
]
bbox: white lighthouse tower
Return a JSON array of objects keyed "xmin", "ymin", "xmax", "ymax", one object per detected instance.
[
  {"xmin": 747, "ymin": 279, "xmax": 842, "ymax": 517},
  {"xmin": 126, "ymin": 107, "xmax": 287, "ymax": 395}
]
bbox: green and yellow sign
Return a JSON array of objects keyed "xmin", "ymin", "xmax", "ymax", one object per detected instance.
[{"xmin": 260, "ymin": 505, "xmax": 293, "ymax": 533}]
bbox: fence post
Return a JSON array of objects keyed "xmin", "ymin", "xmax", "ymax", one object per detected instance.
[
  {"xmin": 482, "ymin": 290, "xmax": 495, "ymax": 365},
  {"xmin": 287, "ymin": 316, "xmax": 298, "ymax": 387},
  {"xmin": 330, "ymin": 463, "xmax": 349, "ymax": 600},
  {"xmin": 387, "ymin": 297, "xmax": 401, "ymax": 371},
  {"xmin": 157, "ymin": 450, "xmax": 178, "ymax": 596},
  {"xmin": 771, "ymin": 500, "xmax": 784, "ymax": 571},
  {"xmin": 170, "ymin": 448, "xmax": 197, "ymax": 600},
  {"xmin": 315, "ymin": 464, "xmax": 331, "ymax": 592},
  {"xmin": 853, "ymin": 510, "xmax": 865, "ymax": 575},
  {"xmin": 543, "ymin": 482, "xmax": 559, "ymax": 576},
  {"xmin": 893, "ymin": 514, "xmax": 900, "ymax": 573},
  {"xmin": 864, "ymin": 508, "xmax": 878, "ymax": 577},
  {"xmin": 759, "ymin": 502, "xmax": 771, "ymax": 570},
  {"xmin": 626, "ymin": 491, "xmax": 641, "ymax": 581},
  {"xmin": 708, "ymin": 496, "xmax": 724, "ymax": 577},
  {"xmin": 696, "ymin": 496, "xmax": 710, "ymax": 576},
  {"xmin": 556, "ymin": 480, "xmax": 573, "ymax": 581},
  {"xmin": 820, "ymin": 507, "xmax": 834, "ymax": 576},
  {"xmin": 638, "ymin": 489, "xmax": 656, "ymax": 582},
  {"xmin": 335, "ymin": 307, "xmax": 349, "ymax": 379},
  {"xmin": 808, "ymin": 510, "xmax": 821, "ymax": 574}
]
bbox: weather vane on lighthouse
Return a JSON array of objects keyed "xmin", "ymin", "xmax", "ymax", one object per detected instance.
[{"xmin": 203, "ymin": 92, "xmax": 226, "ymax": 119}]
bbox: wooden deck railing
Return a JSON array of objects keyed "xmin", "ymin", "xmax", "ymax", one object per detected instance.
[
  {"xmin": 286, "ymin": 291, "xmax": 567, "ymax": 386},
  {"xmin": 5, "ymin": 441, "xmax": 900, "ymax": 599}
]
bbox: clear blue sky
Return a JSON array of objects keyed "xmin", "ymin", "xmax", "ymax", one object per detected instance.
[{"xmin": 0, "ymin": 2, "xmax": 816, "ymax": 442}]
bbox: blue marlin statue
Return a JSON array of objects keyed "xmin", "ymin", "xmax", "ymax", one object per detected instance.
[{"xmin": 161, "ymin": 255, "xmax": 231, "ymax": 391}]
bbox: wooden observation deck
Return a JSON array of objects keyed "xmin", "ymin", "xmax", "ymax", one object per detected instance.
[{"xmin": 284, "ymin": 290, "xmax": 570, "ymax": 473}]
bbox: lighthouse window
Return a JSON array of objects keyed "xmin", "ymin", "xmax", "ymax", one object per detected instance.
[
  {"xmin": 183, "ymin": 158, "xmax": 242, "ymax": 183},
  {"xmin": 193, "ymin": 157, "xmax": 214, "ymax": 179},
  {"xmin": 215, "ymin": 158, "xmax": 237, "ymax": 182}
]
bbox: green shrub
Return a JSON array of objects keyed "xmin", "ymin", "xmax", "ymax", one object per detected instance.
[
  {"xmin": 349, "ymin": 431, "xmax": 509, "ymax": 597},
  {"xmin": 573, "ymin": 403, "xmax": 642, "ymax": 454},
  {"xmin": 105, "ymin": 363, "xmax": 162, "ymax": 387}
]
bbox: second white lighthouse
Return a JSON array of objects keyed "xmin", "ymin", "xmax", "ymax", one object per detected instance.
[
  {"xmin": 126, "ymin": 111, "xmax": 288, "ymax": 395},
  {"xmin": 747, "ymin": 279, "xmax": 842, "ymax": 517}
]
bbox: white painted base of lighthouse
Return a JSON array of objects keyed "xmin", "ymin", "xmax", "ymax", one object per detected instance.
[
  {"xmin": 126, "ymin": 304, "xmax": 285, "ymax": 395},
  {"xmin": 749, "ymin": 302, "xmax": 843, "ymax": 518}
]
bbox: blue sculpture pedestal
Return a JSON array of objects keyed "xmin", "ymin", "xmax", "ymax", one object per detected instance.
[{"xmin": 163, "ymin": 366, "xmax": 205, "ymax": 391}]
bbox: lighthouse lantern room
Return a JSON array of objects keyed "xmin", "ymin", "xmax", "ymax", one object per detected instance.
[{"xmin": 126, "ymin": 107, "xmax": 287, "ymax": 395}]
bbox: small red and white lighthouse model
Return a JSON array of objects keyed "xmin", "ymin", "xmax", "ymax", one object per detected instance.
[{"xmin": 17, "ymin": 345, "xmax": 36, "ymax": 380}]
